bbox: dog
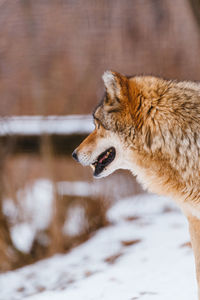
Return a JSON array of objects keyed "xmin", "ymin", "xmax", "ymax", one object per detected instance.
[{"xmin": 72, "ymin": 71, "xmax": 200, "ymax": 299}]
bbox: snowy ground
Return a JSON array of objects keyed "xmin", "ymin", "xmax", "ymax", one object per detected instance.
[{"xmin": 0, "ymin": 193, "xmax": 197, "ymax": 300}]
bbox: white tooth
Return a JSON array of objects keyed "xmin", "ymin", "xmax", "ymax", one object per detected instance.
[{"xmin": 90, "ymin": 164, "xmax": 95, "ymax": 171}]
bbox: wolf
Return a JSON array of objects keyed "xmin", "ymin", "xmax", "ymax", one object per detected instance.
[{"xmin": 72, "ymin": 71, "xmax": 200, "ymax": 299}]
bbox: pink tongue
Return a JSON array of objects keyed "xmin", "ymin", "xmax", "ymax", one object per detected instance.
[{"xmin": 99, "ymin": 154, "xmax": 107, "ymax": 164}]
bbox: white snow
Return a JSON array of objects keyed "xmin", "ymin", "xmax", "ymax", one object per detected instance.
[
  {"xmin": 10, "ymin": 223, "xmax": 35, "ymax": 253},
  {"xmin": 57, "ymin": 181, "xmax": 93, "ymax": 197},
  {"xmin": 63, "ymin": 205, "xmax": 87, "ymax": 236},
  {"xmin": 0, "ymin": 193, "xmax": 197, "ymax": 300},
  {"xmin": 3, "ymin": 179, "xmax": 54, "ymax": 253},
  {"xmin": 3, "ymin": 179, "xmax": 103, "ymax": 253},
  {"xmin": 0, "ymin": 115, "xmax": 93, "ymax": 136}
]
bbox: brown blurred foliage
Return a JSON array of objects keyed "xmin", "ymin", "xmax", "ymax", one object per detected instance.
[{"xmin": 0, "ymin": 0, "xmax": 200, "ymax": 116}]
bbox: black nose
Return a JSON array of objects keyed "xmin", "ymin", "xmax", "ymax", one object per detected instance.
[{"xmin": 72, "ymin": 150, "xmax": 79, "ymax": 162}]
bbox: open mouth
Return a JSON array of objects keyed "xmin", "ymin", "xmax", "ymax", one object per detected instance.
[{"xmin": 91, "ymin": 147, "xmax": 116, "ymax": 177}]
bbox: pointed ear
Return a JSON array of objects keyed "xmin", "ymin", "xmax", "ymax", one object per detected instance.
[{"xmin": 102, "ymin": 71, "xmax": 128, "ymax": 99}]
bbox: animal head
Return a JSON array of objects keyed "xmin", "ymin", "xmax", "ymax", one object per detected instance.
[{"xmin": 72, "ymin": 71, "xmax": 138, "ymax": 178}]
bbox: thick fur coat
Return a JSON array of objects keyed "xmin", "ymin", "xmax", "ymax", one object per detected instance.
[{"xmin": 73, "ymin": 71, "xmax": 200, "ymax": 299}]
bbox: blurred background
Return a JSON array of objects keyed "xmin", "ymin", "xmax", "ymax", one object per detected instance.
[{"xmin": 0, "ymin": 0, "xmax": 200, "ymax": 271}]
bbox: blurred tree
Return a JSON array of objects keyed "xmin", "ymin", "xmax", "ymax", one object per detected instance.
[
  {"xmin": 189, "ymin": 0, "xmax": 200, "ymax": 28},
  {"xmin": 0, "ymin": 0, "xmax": 199, "ymax": 116},
  {"xmin": 0, "ymin": 146, "xmax": 24, "ymax": 271}
]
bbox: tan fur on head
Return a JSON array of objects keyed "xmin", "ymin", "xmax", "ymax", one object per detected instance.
[
  {"xmin": 102, "ymin": 70, "xmax": 128, "ymax": 98},
  {"xmin": 102, "ymin": 71, "xmax": 115, "ymax": 95}
]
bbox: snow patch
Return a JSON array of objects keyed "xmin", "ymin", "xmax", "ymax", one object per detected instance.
[
  {"xmin": 10, "ymin": 223, "xmax": 35, "ymax": 253},
  {"xmin": 0, "ymin": 193, "xmax": 196, "ymax": 300},
  {"xmin": 3, "ymin": 179, "xmax": 54, "ymax": 253},
  {"xmin": 57, "ymin": 181, "xmax": 93, "ymax": 197},
  {"xmin": 63, "ymin": 206, "xmax": 87, "ymax": 236}
]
